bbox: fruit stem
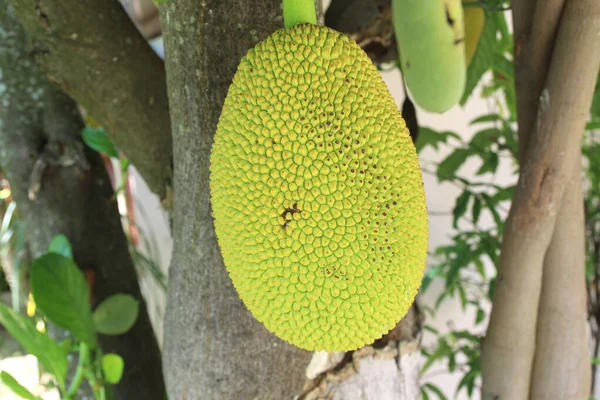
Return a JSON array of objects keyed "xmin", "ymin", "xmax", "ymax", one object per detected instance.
[{"xmin": 282, "ymin": 0, "xmax": 316, "ymax": 28}]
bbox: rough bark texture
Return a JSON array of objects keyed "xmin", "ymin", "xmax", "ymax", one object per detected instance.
[
  {"xmin": 0, "ymin": 2, "xmax": 165, "ymax": 399},
  {"xmin": 530, "ymin": 162, "xmax": 590, "ymax": 399},
  {"xmin": 158, "ymin": 1, "xmax": 313, "ymax": 399},
  {"xmin": 481, "ymin": 1, "xmax": 600, "ymax": 398},
  {"xmin": 301, "ymin": 304, "xmax": 422, "ymax": 400},
  {"xmin": 6, "ymin": 0, "xmax": 172, "ymax": 201},
  {"xmin": 512, "ymin": 0, "xmax": 592, "ymax": 398}
]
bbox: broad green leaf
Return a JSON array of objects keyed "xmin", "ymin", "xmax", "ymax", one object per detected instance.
[
  {"xmin": 0, "ymin": 371, "xmax": 41, "ymax": 400},
  {"xmin": 475, "ymin": 309, "xmax": 485, "ymax": 325},
  {"xmin": 592, "ymin": 356, "xmax": 600, "ymax": 365},
  {"xmin": 453, "ymin": 191, "xmax": 471, "ymax": 228},
  {"xmin": 438, "ymin": 150, "xmax": 470, "ymax": 181},
  {"xmin": 448, "ymin": 351, "xmax": 457, "ymax": 372},
  {"xmin": 0, "ymin": 304, "xmax": 67, "ymax": 389},
  {"xmin": 30, "ymin": 254, "xmax": 97, "ymax": 347},
  {"xmin": 82, "ymin": 127, "xmax": 119, "ymax": 158},
  {"xmin": 93, "ymin": 294, "xmax": 139, "ymax": 335},
  {"xmin": 424, "ymin": 383, "xmax": 448, "ymax": 400},
  {"xmin": 48, "ymin": 234, "xmax": 72, "ymax": 260},
  {"xmin": 471, "ymin": 196, "xmax": 482, "ymax": 224},
  {"xmin": 101, "ymin": 353, "xmax": 125, "ymax": 384}
]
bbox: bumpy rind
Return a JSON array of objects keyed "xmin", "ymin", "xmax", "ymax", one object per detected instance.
[{"xmin": 210, "ymin": 23, "xmax": 428, "ymax": 352}]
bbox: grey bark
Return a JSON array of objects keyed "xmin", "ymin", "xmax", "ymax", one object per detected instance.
[
  {"xmin": 6, "ymin": 0, "xmax": 172, "ymax": 201},
  {"xmin": 158, "ymin": 1, "xmax": 313, "ymax": 399},
  {"xmin": 0, "ymin": 2, "xmax": 165, "ymax": 398}
]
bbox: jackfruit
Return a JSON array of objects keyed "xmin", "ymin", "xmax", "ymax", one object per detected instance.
[
  {"xmin": 463, "ymin": 0, "xmax": 485, "ymax": 66},
  {"xmin": 210, "ymin": 23, "xmax": 428, "ymax": 352},
  {"xmin": 392, "ymin": 0, "xmax": 466, "ymax": 113}
]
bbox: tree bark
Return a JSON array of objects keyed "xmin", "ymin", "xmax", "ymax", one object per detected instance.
[
  {"xmin": 6, "ymin": 0, "xmax": 172, "ymax": 201},
  {"xmin": 530, "ymin": 162, "xmax": 590, "ymax": 399},
  {"xmin": 301, "ymin": 304, "xmax": 422, "ymax": 400},
  {"xmin": 481, "ymin": 1, "xmax": 600, "ymax": 399},
  {"xmin": 0, "ymin": 2, "xmax": 165, "ymax": 399},
  {"xmin": 158, "ymin": 1, "xmax": 313, "ymax": 399},
  {"xmin": 512, "ymin": 0, "xmax": 592, "ymax": 398}
]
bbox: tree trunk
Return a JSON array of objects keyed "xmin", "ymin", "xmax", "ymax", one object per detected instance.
[
  {"xmin": 6, "ymin": 0, "xmax": 172, "ymax": 201},
  {"xmin": 481, "ymin": 1, "xmax": 600, "ymax": 398},
  {"xmin": 0, "ymin": 2, "xmax": 165, "ymax": 399},
  {"xmin": 158, "ymin": 1, "xmax": 313, "ymax": 399}
]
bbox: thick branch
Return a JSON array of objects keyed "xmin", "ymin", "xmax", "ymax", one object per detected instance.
[
  {"xmin": 6, "ymin": 0, "xmax": 172, "ymax": 201},
  {"xmin": 0, "ymin": 3, "xmax": 165, "ymax": 399},
  {"xmin": 481, "ymin": 2, "xmax": 600, "ymax": 399},
  {"xmin": 530, "ymin": 162, "xmax": 590, "ymax": 399},
  {"xmin": 158, "ymin": 1, "xmax": 312, "ymax": 399},
  {"xmin": 514, "ymin": 0, "xmax": 566, "ymax": 162}
]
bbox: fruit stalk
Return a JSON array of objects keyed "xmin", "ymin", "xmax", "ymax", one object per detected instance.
[{"xmin": 282, "ymin": 0, "xmax": 316, "ymax": 28}]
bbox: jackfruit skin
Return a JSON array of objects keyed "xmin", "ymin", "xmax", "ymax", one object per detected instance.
[
  {"xmin": 210, "ymin": 23, "xmax": 428, "ymax": 352},
  {"xmin": 392, "ymin": 0, "xmax": 466, "ymax": 113}
]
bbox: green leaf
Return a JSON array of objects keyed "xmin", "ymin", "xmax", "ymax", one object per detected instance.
[
  {"xmin": 82, "ymin": 127, "xmax": 119, "ymax": 158},
  {"xmin": 421, "ymin": 339, "xmax": 451, "ymax": 373},
  {"xmin": 421, "ymin": 265, "xmax": 443, "ymax": 293},
  {"xmin": 0, "ymin": 304, "xmax": 67, "ymax": 389},
  {"xmin": 488, "ymin": 277, "xmax": 497, "ymax": 300},
  {"xmin": 460, "ymin": 11, "xmax": 498, "ymax": 105},
  {"xmin": 423, "ymin": 325, "xmax": 439, "ymax": 335},
  {"xmin": 438, "ymin": 149, "xmax": 470, "ymax": 181},
  {"xmin": 415, "ymin": 128, "xmax": 460, "ymax": 154},
  {"xmin": 0, "ymin": 371, "xmax": 42, "ymax": 400},
  {"xmin": 475, "ymin": 309, "xmax": 485, "ymax": 325},
  {"xmin": 453, "ymin": 191, "xmax": 471, "ymax": 228},
  {"xmin": 476, "ymin": 152, "xmax": 499, "ymax": 175},
  {"xmin": 93, "ymin": 294, "xmax": 139, "ymax": 335},
  {"xmin": 30, "ymin": 254, "xmax": 97, "ymax": 347},
  {"xmin": 471, "ymin": 196, "xmax": 482, "ymax": 224},
  {"xmin": 470, "ymin": 114, "xmax": 501, "ymax": 125},
  {"xmin": 491, "ymin": 185, "xmax": 515, "ymax": 203},
  {"xmin": 421, "ymin": 387, "xmax": 430, "ymax": 400},
  {"xmin": 481, "ymin": 193, "xmax": 503, "ymax": 227},
  {"xmin": 456, "ymin": 370, "xmax": 479, "ymax": 397},
  {"xmin": 424, "ymin": 383, "xmax": 448, "ymax": 400},
  {"xmin": 101, "ymin": 353, "xmax": 125, "ymax": 384},
  {"xmin": 592, "ymin": 356, "xmax": 600, "ymax": 365},
  {"xmin": 48, "ymin": 234, "xmax": 73, "ymax": 260}
]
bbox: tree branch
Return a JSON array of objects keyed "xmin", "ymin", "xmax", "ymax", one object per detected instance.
[
  {"xmin": 0, "ymin": 2, "xmax": 165, "ymax": 398},
  {"xmin": 481, "ymin": 1, "xmax": 600, "ymax": 398},
  {"xmin": 530, "ymin": 161, "xmax": 590, "ymax": 399},
  {"xmin": 158, "ymin": 1, "xmax": 312, "ymax": 399},
  {"xmin": 6, "ymin": 0, "xmax": 172, "ymax": 201}
]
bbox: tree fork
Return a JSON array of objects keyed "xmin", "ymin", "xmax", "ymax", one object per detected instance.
[{"xmin": 481, "ymin": 1, "xmax": 600, "ymax": 398}]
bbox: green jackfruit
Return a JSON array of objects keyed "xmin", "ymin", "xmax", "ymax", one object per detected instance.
[
  {"xmin": 392, "ymin": 0, "xmax": 466, "ymax": 113},
  {"xmin": 210, "ymin": 23, "xmax": 428, "ymax": 352}
]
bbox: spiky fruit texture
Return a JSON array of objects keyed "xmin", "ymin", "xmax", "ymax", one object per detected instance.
[{"xmin": 210, "ymin": 23, "xmax": 428, "ymax": 352}]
